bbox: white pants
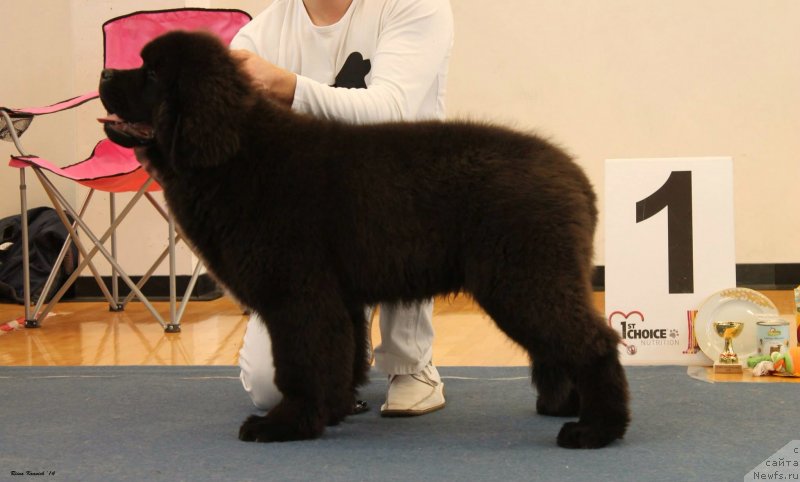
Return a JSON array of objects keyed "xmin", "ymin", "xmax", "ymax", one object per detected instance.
[{"xmin": 238, "ymin": 300, "xmax": 434, "ymax": 410}]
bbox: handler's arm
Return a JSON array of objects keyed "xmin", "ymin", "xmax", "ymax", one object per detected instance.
[
  {"xmin": 295, "ymin": 0, "xmax": 453, "ymax": 122},
  {"xmin": 233, "ymin": 0, "xmax": 453, "ymax": 123}
]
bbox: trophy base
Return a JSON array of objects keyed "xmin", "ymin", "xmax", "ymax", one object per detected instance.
[{"xmin": 713, "ymin": 362, "xmax": 743, "ymax": 374}]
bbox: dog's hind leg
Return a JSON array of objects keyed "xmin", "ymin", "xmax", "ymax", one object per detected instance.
[
  {"xmin": 556, "ymin": 324, "xmax": 629, "ymax": 449},
  {"xmin": 471, "ymin": 287, "xmax": 579, "ymax": 417},
  {"xmin": 238, "ymin": 290, "xmax": 356, "ymax": 442},
  {"xmin": 472, "ymin": 273, "xmax": 629, "ymax": 449},
  {"xmin": 532, "ymin": 360, "xmax": 580, "ymax": 417}
]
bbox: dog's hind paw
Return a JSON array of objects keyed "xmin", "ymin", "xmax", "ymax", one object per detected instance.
[{"xmin": 556, "ymin": 421, "xmax": 624, "ymax": 449}]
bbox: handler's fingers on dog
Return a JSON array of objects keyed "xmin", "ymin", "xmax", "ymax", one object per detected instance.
[
  {"xmin": 229, "ymin": 49, "xmax": 254, "ymax": 66},
  {"xmin": 230, "ymin": 50, "xmax": 296, "ymax": 105},
  {"xmin": 230, "ymin": 49, "xmax": 270, "ymax": 87}
]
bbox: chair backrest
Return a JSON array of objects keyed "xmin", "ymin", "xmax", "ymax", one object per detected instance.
[{"xmin": 103, "ymin": 8, "xmax": 252, "ymax": 69}]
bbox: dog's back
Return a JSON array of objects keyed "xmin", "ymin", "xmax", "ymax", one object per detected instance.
[{"xmin": 263, "ymin": 118, "xmax": 598, "ymax": 305}]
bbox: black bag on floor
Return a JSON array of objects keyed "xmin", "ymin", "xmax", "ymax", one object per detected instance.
[{"xmin": 0, "ymin": 207, "xmax": 77, "ymax": 304}]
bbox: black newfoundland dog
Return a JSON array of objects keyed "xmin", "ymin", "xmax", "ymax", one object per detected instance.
[{"xmin": 98, "ymin": 31, "xmax": 629, "ymax": 448}]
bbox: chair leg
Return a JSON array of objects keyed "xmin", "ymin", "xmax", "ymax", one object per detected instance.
[
  {"xmin": 19, "ymin": 168, "xmax": 38, "ymax": 328},
  {"xmin": 33, "ymin": 191, "xmax": 94, "ymax": 318},
  {"xmin": 175, "ymin": 257, "xmax": 203, "ymax": 326},
  {"xmin": 109, "ymin": 192, "xmax": 123, "ymax": 312},
  {"xmin": 120, "ymin": 246, "xmax": 170, "ymax": 307},
  {"xmin": 33, "ymin": 220, "xmax": 77, "ymax": 315},
  {"xmin": 164, "ymin": 213, "xmax": 181, "ymax": 333}
]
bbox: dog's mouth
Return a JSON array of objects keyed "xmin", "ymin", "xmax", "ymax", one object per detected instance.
[{"xmin": 98, "ymin": 113, "xmax": 155, "ymax": 146}]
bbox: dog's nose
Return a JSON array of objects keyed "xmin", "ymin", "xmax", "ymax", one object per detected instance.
[{"xmin": 100, "ymin": 69, "xmax": 114, "ymax": 82}]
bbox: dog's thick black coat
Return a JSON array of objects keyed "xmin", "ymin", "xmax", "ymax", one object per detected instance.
[{"xmin": 98, "ymin": 31, "xmax": 629, "ymax": 448}]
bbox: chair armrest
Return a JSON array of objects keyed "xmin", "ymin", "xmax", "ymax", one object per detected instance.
[{"xmin": 1, "ymin": 91, "xmax": 99, "ymax": 155}]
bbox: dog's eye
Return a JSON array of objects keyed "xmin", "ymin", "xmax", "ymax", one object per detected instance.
[{"xmin": 146, "ymin": 69, "xmax": 158, "ymax": 82}]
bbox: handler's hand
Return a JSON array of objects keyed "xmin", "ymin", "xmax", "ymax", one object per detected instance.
[{"xmin": 231, "ymin": 49, "xmax": 297, "ymax": 107}]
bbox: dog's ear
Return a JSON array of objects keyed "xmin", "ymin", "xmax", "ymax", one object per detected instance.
[{"xmin": 154, "ymin": 35, "xmax": 249, "ymax": 169}]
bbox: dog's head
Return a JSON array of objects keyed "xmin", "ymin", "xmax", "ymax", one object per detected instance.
[{"xmin": 98, "ymin": 31, "xmax": 250, "ymax": 169}]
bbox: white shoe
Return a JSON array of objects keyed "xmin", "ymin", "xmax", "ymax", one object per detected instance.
[{"xmin": 380, "ymin": 364, "xmax": 445, "ymax": 417}]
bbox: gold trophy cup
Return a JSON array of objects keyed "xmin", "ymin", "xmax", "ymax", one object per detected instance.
[{"xmin": 712, "ymin": 321, "xmax": 745, "ymax": 374}]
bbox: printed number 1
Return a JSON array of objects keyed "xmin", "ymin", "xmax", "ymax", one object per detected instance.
[{"xmin": 635, "ymin": 171, "xmax": 694, "ymax": 294}]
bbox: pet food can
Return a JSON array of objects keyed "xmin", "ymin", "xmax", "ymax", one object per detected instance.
[{"xmin": 756, "ymin": 319, "xmax": 790, "ymax": 356}]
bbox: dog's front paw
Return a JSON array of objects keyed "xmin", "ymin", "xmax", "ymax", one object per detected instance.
[
  {"xmin": 238, "ymin": 403, "xmax": 326, "ymax": 442},
  {"xmin": 239, "ymin": 414, "xmax": 275, "ymax": 442},
  {"xmin": 239, "ymin": 414, "xmax": 314, "ymax": 443},
  {"xmin": 556, "ymin": 421, "xmax": 624, "ymax": 449}
]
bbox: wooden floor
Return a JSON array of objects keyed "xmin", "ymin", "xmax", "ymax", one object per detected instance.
[
  {"xmin": 1, "ymin": 293, "xmax": 528, "ymax": 366},
  {"xmin": 1, "ymin": 291, "xmax": 797, "ymax": 384}
]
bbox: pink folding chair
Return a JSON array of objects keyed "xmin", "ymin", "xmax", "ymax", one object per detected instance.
[{"xmin": 0, "ymin": 8, "xmax": 251, "ymax": 331}]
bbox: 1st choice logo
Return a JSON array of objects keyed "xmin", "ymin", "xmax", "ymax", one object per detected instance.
[{"xmin": 608, "ymin": 310, "xmax": 680, "ymax": 355}]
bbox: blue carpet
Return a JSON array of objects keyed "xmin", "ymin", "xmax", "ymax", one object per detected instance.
[{"xmin": 0, "ymin": 366, "xmax": 795, "ymax": 482}]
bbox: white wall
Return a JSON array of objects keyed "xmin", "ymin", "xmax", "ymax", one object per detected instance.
[
  {"xmin": 0, "ymin": 2, "xmax": 77, "ymax": 221},
  {"xmin": 1, "ymin": 1, "xmax": 798, "ymax": 272},
  {"xmin": 447, "ymin": 0, "xmax": 800, "ymax": 264}
]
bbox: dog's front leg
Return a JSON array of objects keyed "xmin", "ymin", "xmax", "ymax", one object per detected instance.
[{"xmin": 238, "ymin": 292, "xmax": 356, "ymax": 442}]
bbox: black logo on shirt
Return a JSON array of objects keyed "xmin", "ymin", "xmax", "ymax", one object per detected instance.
[{"xmin": 333, "ymin": 52, "xmax": 371, "ymax": 89}]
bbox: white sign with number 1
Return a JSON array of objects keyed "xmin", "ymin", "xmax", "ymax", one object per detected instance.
[{"xmin": 604, "ymin": 157, "xmax": 735, "ymax": 365}]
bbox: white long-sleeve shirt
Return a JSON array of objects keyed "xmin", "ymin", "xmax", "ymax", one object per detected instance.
[{"xmin": 230, "ymin": 0, "xmax": 454, "ymax": 123}]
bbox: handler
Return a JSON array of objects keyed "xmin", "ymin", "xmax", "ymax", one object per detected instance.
[{"xmin": 231, "ymin": 0, "xmax": 454, "ymax": 417}]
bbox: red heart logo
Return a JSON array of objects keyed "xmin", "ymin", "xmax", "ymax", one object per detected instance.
[{"xmin": 607, "ymin": 310, "xmax": 644, "ymax": 328}]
